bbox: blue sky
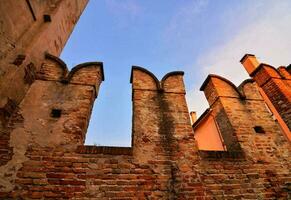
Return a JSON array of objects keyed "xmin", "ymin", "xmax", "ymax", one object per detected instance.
[{"xmin": 61, "ymin": 0, "xmax": 291, "ymax": 146}]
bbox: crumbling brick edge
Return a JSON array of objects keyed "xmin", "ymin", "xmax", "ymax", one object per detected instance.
[
  {"xmin": 198, "ymin": 150, "xmax": 245, "ymax": 160},
  {"xmin": 76, "ymin": 145, "xmax": 133, "ymax": 155}
]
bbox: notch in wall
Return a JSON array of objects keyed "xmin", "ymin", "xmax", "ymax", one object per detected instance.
[
  {"xmin": 12, "ymin": 54, "xmax": 26, "ymax": 66},
  {"xmin": 51, "ymin": 109, "xmax": 61, "ymax": 118},
  {"xmin": 0, "ymin": 97, "xmax": 17, "ymax": 119},
  {"xmin": 24, "ymin": 63, "xmax": 36, "ymax": 84},
  {"xmin": 43, "ymin": 14, "xmax": 52, "ymax": 22},
  {"xmin": 254, "ymin": 126, "xmax": 265, "ymax": 134}
]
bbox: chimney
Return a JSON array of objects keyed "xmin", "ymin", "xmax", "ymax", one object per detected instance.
[
  {"xmin": 190, "ymin": 111, "xmax": 197, "ymax": 125},
  {"xmin": 240, "ymin": 54, "xmax": 260, "ymax": 75}
]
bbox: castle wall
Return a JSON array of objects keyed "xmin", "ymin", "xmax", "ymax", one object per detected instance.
[
  {"xmin": 0, "ymin": 2, "xmax": 290, "ymax": 198},
  {"xmin": 0, "ymin": 55, "xmax": 103, "ymax": 195},
  {"xmin": 240, "ymin": 55, "xmax": 291, "ymax": 132},
  {"xmin": 252, "ymin": 65, "xmax": 291, "ymax": 130},
  {"xmin": 0, "ymin": 64, "xmax": 205, "ymax": 199},
  {"xmin": 0, "ymin": 61, "xmax": 290, "ymax": 199},
  {"xmin": 198, "ymin": 76, "xmax": 291, "ymax": 198}
]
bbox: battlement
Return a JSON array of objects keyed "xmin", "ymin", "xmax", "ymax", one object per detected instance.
[
  {"xmin": 200, "ymin": 74, "xmax": 246, "ymax": 106},
  {"xmin": 194, "ymin": 55, "xmax": 291, "ymax": 159},
  {"xmin": 0, "ymin": 53, "xmax": 290, "ymax": 199},
  {"xmin": 37, "ymin": 53, "xmax": 104, "ymax": 96},
  {"xmin": 0, "ymin": 2, "xmax": 290, "ymax": 198},
  {"xmin": 0, "ymin": 54, "xmax": 104, "ymax": 166},
  {"xmin": 241, "ymin": 54, "xmax": 291, "ymax": 131},
  {"xmin": 197, "ymin": 76, "xmax": 264, "ymax": 153},
  {"xmin": 130, "ymin": 66, "xmax": 185, "ymax": 93}
]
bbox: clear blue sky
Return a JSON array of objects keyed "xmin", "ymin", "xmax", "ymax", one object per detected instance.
[{"xmin": 61, "ymin": 0, "xmax": 291, "ymax": 146}]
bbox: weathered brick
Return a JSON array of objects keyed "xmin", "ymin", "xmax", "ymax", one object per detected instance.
[{"xmin": 0, "ymin": 3, "xmax": 290, "ymax": 198}]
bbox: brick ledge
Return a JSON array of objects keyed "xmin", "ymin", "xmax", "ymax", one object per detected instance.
[
  {"xmin": 76, "ymin": 145, "xmax": 132, "ymax": 155},
  {"xmin": 199, "ymin": 150, "xmax": 245, "ymax": 159}
]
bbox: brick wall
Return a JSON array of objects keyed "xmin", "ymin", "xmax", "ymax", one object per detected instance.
[
  {"xmin": 199, "ymin": 75, "xmax": 291, "ymax": 199},
  {"xmin": 0, "ymin": 0, "xmax": 88, "ymax": 129},
  {"xmin": 0, "ymin": 3, "xmax": 290, "ymax": 198},
  {"xmin": 250, "ymin": 64, "xmax": 291, "ymax": 130},
  {"xmin": 0, "ymin": 58, "xmax": 290, "ymax": 199},
  {"xmin": 0, "ymin": 55, "xmax": 103, "ymax": 196}
]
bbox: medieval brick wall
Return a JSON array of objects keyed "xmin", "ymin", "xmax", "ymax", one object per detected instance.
[
  {"xmin": 250, "ymin": 64, "xmax": 291, "ymax": 130},
  {"xmin": 0, "ymin": 1, "xmax": 291, "ymax": 199},
  {"xmin": 0, "ymin": 55, "xmax": 290, "ymax": 199},
  {"xmin": 199, "ymin": 75, "xmax": 291, "ymax": 198},
  {"xmin": 0, "ymin": 0, "xmax": 88, "ymax": 129}
]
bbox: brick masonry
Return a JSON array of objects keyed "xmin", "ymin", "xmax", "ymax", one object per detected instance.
[
  {"xmin": 250, "ymin": 64, "xmax": 291, "ymax": 130},
  {"xmin": 0, "ymin": 1, "xmax": 291, "ymax": 199},
  {"xmin": 0, "ymin": 58, "xmax": 290, "ymax": 199},
  {"xmin": 0, "ymin": 0, "xmax": 88, "ymax": 125}
]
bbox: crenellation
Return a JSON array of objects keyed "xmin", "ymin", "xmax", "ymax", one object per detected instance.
[
  {"xmin": 0, "ymin": 2, "xmax": 290, "ymax": 198},
  {"xmin": 36, "ymin": 53, "xmax": 68, "ymax": 81},
  {"xmin": 200, "ymin": 74, "xmax": 245, "ymax": 107},
  {"xmin": 199, "ymin": 72, "xmax": 290, "ymax": 161},
  {"xmin": 1, "ymin": 50, "xmax": 290, "ymax": 199},
  {"xmin": 161, "ymin": 71, "xmax": 185, "ymax": 93},
  {"xmin": 278, "ymin": 66, "xmax": 291, "ymax": 80},
  {"xmin": 238, "ymin": 79, "xmax": 262, "ymax": 100},
  {"xmin": 130, "ymin": 66, "xmax": 160, "ymax": 91},
  {"xmin": 241, "ymin": 55, "xmax": 291, "ymax": 131},
  {"xmin": 36, "ymin": 53, "xmax": 104, "ymax": 98},
  {"xmin": 250, "ymin": 63, "xmax": 282, "ymax": 86},
  {"xmin": 68, "ymin": 62, "xmax": 104, "ymax": 96}
]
